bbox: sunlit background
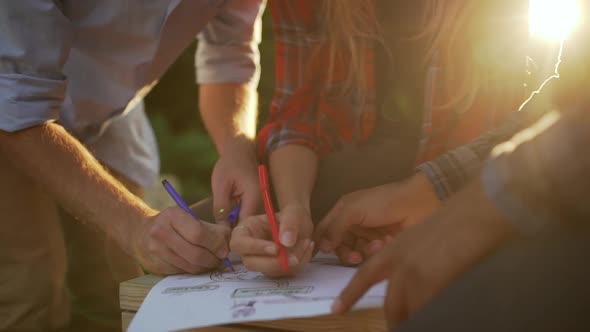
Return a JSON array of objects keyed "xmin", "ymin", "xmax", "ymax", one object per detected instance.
[
  {"xmin": 530, "ymin": 0, "xmax": 581, "ymax": 41},
  {"xmin": 144, "ymin": 1, "xmax": 585, "ymax": 207}
]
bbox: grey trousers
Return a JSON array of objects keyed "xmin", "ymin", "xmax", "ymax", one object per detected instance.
[{"xmin": 397, "ymin": 229, "xmax": 590, "ymax": 332}]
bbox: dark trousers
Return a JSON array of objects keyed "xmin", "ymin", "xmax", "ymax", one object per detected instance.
[{"xmin": 397, "ymin": 230, "xmax": 590, "ymax": 332}]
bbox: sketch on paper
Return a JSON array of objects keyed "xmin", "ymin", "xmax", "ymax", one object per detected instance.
[
  {"xmin": 210, "ymin": 266, "xmax": 290, "ymax": 287},
  {"xmin": 232, "ymin": 286, "xmax": 313, "ymax": 298},
  {"xmin": 231, "ymin": 300, "xmax": 257, "ymax": 318},
  {"xmin": 161, "ymin": 284, "xmax": 219, "ymax": 295},
  {"xmin": 128, "ymin": 259, "xmax": 387, "ymax": 332}
]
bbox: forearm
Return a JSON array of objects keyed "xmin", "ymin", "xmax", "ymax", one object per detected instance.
[
  {"xmin": 199, "ymin": 83, "xmax": 257, "ymax": 155},
  {"xmin": 0, "ymin": 123, "xmax": 155, "ymax": 249},
  {"xmin": 269, "ymin": 145, "xmax": 318, "ymax": 211}
]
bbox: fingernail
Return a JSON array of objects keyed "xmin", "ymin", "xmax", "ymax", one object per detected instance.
[
  {"xmin": 331, "ymin": 298, "xmax": 343, "ymax": 314},
  {"xmin": 264, "ymin": 245, "xmax": 277, "ymax": 255},
  {"xmin": 308, "ymin": 241, "xmax": 315, "ymax": 251},
  {"xmin": 348, "ymin": 252, "xmax": 363, "ymax": 265},
  {"xmin": 320, "ymin": 240, "xmax": 333, "ymax": 253},
  {"xmin": 288, "ymin": 255, "xmax": 299, "ymax": 266},
  {"xmin": 281, "ymin": 231, "xmax": 296, "ymax": 247}
]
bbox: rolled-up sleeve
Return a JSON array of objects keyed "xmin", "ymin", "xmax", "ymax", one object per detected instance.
[
  {"xmin": 0, "ymin": 1, "xmax": 71, "ymax": 132},
  {"xmin": 195, "ymin": 0, "xmax": 265, "ymax": 86}
]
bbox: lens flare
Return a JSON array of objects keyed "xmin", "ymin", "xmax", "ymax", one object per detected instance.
[{"xmin": 530, "ymin": 0, "xmax": 581, "ymax": 41}]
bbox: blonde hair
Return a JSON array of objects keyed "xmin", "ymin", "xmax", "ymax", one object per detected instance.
[{"xmin": 319, "ymin": 0, "xmax": 480, "ymax": 112}]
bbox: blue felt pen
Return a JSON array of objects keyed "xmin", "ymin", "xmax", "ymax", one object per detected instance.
[{"xmin": 162, "ymin": 180, "xmax": 235, "ymax": 272}]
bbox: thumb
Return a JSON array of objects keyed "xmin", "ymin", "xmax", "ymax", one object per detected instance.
[{"xmin": 279, "ymin": 209, "xmax": 304, "ymax": 248}]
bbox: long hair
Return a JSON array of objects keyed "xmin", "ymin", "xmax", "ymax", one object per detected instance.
[{"xmin": 319, "ymin": 0, "xmax": 481, "ymax": 112}]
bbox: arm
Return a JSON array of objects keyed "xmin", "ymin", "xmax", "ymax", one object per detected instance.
[
  {"xmin": 0, "ymin": 1, "xmax": 229, "ymax": 275},
  {"xmin": 196, "ymin": 0, "xmax": 265, "ymax": 219}
]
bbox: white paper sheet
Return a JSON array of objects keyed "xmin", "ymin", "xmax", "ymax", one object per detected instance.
[{"xmin": 128, "ymin": 255, "xmax": 386, "ymax": 332}]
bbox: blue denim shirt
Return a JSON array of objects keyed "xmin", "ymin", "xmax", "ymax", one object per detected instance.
[{"xmin": 0, "ymin": 0, "xmax": 264, "ymax": 186}]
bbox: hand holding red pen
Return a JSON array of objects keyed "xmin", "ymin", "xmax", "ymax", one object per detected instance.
[
  {"xmin": 230, "ymin": 205, "xmax": 315, "ymax": 277},
  {"xmin": 230, "ymin": 165, "xmax": 315, "ymax": 277}
]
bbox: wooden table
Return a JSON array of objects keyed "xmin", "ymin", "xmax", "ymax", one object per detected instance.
[{"xmin": 120, "ymin": 274, "xmax": 386, "ymax": 331}]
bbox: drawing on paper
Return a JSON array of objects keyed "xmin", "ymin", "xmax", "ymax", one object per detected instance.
[
  {"xmin": 161, "ymin": 284, "xmax": 219, "ymax": 295},
  {"xmin": 210, "ymin": 266, "xmax": 289, "ymax": 287},
  {"xmin": 231, "ymin": 300, "xmax": 257, "ymax": 318},
  {"xmin": 232, "ymin": 286, "xmax": 313, "ymax": 298}
]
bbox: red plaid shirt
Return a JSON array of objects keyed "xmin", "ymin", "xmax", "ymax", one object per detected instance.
[{"xmin": 258, "ymin": 0, "xmax": 526, "ymax": 169}]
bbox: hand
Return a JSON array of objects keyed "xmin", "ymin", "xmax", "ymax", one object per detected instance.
[
  {"xmin": 315, "ymin": 172, "xmax": 441, "ymax": 264},
  {"xmin": 211, "ymin": 138, "xmax": 261, "ymax": 221},
  {"xmin": 131, "ymin": 207, "xmax": 231, "ymax": 275},
  {"xmin": 230, "ymin": 204, "xmax": 315, "ymax": 277},
  {"xmin": 331, "ymin": 179, "xmax": 516, "ymax": 329}
]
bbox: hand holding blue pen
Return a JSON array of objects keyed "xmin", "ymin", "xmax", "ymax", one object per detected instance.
[{"xmin": 162, "ymin": 180, "xmax": 235, "ymax": 272}]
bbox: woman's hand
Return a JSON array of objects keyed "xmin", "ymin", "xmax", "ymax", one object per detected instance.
[
  {"xmin": 314, "ymin": 172, "xmax": 441, "ymax": 264},
  {"xmin": 230, "ymin": 204, "xmax": 315, "ymax": 277}
]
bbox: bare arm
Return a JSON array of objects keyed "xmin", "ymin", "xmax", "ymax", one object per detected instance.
[
  {"xmin": 0, "ymin": 124, "xmax": 152, "ymax": 245},
  {"xmin": 200, "ymin": 83, "xmax": 262, "ymax": 219},
  {"xmin": 269, "ymin": 145, "xmax": 317, "ymax": 248},
  {"xmin": 0, "ymin": 124, "xmax": 231, "ymax": 275},
  {"xmin": 269, "ymin": 145, "xmax": 318, "ymax": 212}
]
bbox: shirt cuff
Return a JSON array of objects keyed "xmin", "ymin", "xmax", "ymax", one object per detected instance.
[
  {"xmin": 0, "ymin": 73, "xmax": 66, "ymax": 132},
  {"xmin": 416, "ymin": 146, "xmax": 482, "ymax": 201},
  {"xmin": 195, "ymin": 44, "xmax": 260, "ymax": 86}
]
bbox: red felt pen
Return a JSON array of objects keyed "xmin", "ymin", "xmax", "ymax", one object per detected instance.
[{"xmin": 258, "ymin": 165, "xmax": 289, "ymax": 273}]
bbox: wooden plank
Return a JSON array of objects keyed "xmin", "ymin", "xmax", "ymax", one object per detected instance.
[
  {"xmin": 121, "ymin": 275, "xmax": 386, "ymax": 332},
  {"xmin": 122, "ymin": 312, "xmax": 265, "ymax": 332}
]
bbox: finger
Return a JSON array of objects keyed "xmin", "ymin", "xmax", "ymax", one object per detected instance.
[
  {"xmin": 242, "ymin": 253, "xmax": 300, "ymax": 277},
  {"xmin": 315, "ymin": 200, "xmax": 347, "ymax": 251},
  {"xmin": 164, "ymin": 228, "xmax": 221, "ymax": 269},
  {"xmin": 319, "ymin": 200, "xmax": 365, "ymax": 251},
  {"xmin": 230, "ymin": 229, "xmax": 278, "ymax": 257},
  {"xmin": 364, "ymin": 239, "xmax": 385, "ymax": 257},
  {"xmin": 290, "ymin": 240, "xmax": 315, "ymax": 274},
  {"xmin": 279, "ymin": 211, "xmax": 303, "ymax": 248},
  {"xmin": 335, "ymin": 245, "xmax": 363, "ymax": 266},
  {"xmin": 351, "ymin": 226, "xmax": 385, "ymax": 242},
  {"xmin": 163, "ymin": 247, "xmax": 218, "ymax": 274},
  {"xmin": 212, "ymin": 179, "xmax": 233, "ymax": 221},
  {"xmin": 142, "ymin": 252, "xmax": 184, "ymax": 276},
  {"xmin": 170, "ymin": 211, "xmax": 230, "ymax": 258},
  {"xmin": 332, "ymin": 250, "xmax": 392, "ymax": 314},
  {"xmin": 354, "ymin": 238, "xmax": 369, "ymax": 260},
  {"xmin": 385, "ymin": 278, "xmax": 407, "ymax": 330}
]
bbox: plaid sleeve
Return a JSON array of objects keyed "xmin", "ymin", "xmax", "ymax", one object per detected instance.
[
  {"xmin": 257, "ymin": 0, "xmax": 330, "ymax": 160},
  {"xmin": 418, "ymin": 78, "xmax": 556, "ymax": 200}
]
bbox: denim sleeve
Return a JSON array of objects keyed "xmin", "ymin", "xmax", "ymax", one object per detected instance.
[
  {"xmin": 0, "ymin": 0, "xmax": 71, "ymax": 132},
  {"xmin": 195, "ymin": 0, "xmax": 265, "ymax": 86}
]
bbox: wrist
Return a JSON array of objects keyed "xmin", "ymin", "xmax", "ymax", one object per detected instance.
[
  {"xmin": 116, "ymin": 205, "xmax": 158, "ymax": 257},
  {"xmin": 282, "ymin": 201, "xmax": 311, "ymax": 215},
  {"xmin": 217, "ymin": 135, "xmax": 256, "ymax": 158}
]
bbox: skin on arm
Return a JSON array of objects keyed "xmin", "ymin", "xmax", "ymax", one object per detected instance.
[
  {"xmin": 0, "ymin": 124, "xmax": 231, "ymax": 275},
  {"xmin": 200, "ymin": 83, "xmax": 262, "ymax": 220}
]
